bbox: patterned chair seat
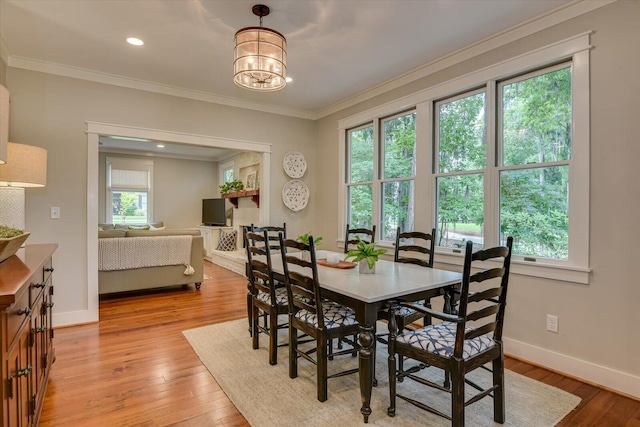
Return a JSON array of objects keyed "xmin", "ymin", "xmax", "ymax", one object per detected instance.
[
  {"xmin": 256, "ymin": 287, "xmax": 288, "ymax": 306},
  {"xmin": 396, "ymin": 321, "xmax": 495, "ymax": 359},
  {"xmin": 295, "ymin": 301, "xmax": 358, "ymax": 329},
  {"xmin": 381, "ymin": 301, "xmax": 428, "ymax": 318}
]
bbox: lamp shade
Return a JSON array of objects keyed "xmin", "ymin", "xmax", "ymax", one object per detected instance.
[
  {"xmin": 0, "ymin": 85, "xmax": 8, "ymax": 164},
  {"xmin": 0, "ymin": 142, "xmax": 47, "ymax": 187},
  {"xmin": 234, "ymin": 26, "xmax": 287, "ymax": 91}
]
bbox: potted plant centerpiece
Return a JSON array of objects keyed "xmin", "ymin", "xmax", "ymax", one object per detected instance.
[
  {"xmin": 296, "ymin": 233, "xmax": 322, "ymax": 260},
  {"xmin": 0, "ymin": 225, "xmax": 30, "ymax": 263},
  {"xmin": 219, "ymin": 179, "xmax": 244, "ymax": 195},
  {"xmin": 345, "ymin": 236, "xmax": 387, "ymax": 274}
]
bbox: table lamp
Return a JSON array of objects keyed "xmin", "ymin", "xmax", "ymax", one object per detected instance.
[{"xmin": 0, "ymin": 142, "xmax": 47, "ymax": 230}]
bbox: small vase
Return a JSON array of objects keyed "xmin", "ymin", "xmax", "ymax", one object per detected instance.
[
  {"xmin": 359, "ymin": 260, "xmax": 376, "ymax": 274},
  {"xmin": 301, "ymin": 250, "xmax": 310, "ymax": 261}
]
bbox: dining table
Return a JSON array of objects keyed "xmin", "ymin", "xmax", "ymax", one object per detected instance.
[{"xmin": 267, "ymin": 250, "xmax": 463, "ymax": 423}]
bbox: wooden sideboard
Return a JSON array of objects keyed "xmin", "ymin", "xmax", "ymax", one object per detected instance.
[{"xmin": 0, "ymin": 244, "xmax": 57, "ymax": 426}]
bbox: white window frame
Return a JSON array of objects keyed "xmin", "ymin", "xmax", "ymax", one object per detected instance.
[
  {"xmin": 219, "ymin": 160, "xmax": 235, "ymax": 185},
  {"xmin": 106, "ymin": 156, "xmax": 154, "ymax": 223},
  {"xmin": 338, "ymin": 33, "xmax": 591, "ymax": 284}
]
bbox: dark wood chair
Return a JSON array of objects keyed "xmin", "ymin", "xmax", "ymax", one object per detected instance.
[
  {"xmin": 375, "ymin": 227, "xmax": 437, "ymax": 378},
  {"xmin": 279, "ymin": 233, "xmax": 361, "ymax": 402},
  {"xmin": 245, "ymin": 223, "xmax": 286, "ymax": 335},
  {"xmin": 245, "ymin": 230, "xmax": 289, "ymax": 365},
  {"xmin": 387, "ymin": 237, "xmax": 513, "ymax": 426},
  {"xmin": 251, "ymin": 222, "xmax": 286, "ymax": 250},
  {"xmin": 344, "ymin": 224, "xmax": 376, "ymax": 253}
]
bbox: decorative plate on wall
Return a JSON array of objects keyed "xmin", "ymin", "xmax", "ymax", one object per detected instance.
[
  {"xmin": 283, "ymin": 151, "xmax": 307, "ymax": 179},
  {"xmin": 282, "ymin": 179, "xmax": 309, "ymax": 211}
]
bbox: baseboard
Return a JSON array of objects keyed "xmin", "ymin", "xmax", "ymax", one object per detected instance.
[
  {"xmin": 53, "ymin": 309, "xmax": 98, "ymax": 328},
  {"xmin": 504, "ymin": 337, "xmax": 640, "ymax": 400}
]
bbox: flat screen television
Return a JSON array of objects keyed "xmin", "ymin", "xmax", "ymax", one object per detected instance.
[{"xmin": 202, "ymin": 198, "xmax": 227, "ymax": 226}]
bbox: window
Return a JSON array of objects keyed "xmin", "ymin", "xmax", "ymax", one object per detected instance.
[
  {"xmin": 498, "ymin": 65, "xmax": 571, "ymax": 259},
  {"xmin": 220, "ymin": 161, "xmax": 234, "ymax": 184},
  {"xmin": 345, "ymin": 111, "xmax": 416, "ymax": 242},
  {"xmin": 381, "ymin": 112, "xmax": 416, "ymax": 240},
  {"xmin": 339, "ymin": 34, "xmax": 590, "ymax": 283},
  {"xmin": 346, "ymin": 124, "xmax": 374, "ymax": 231},
  {"xmin": 106, "ymin": 157, "xmax": 154, "ymax": 224},
  {"xmin": 435, "ymin": 91, "xmax": 486, "ymax": 250}
]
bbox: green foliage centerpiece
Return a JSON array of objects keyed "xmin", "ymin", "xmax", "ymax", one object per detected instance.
[
  {"xmin": 296, "ymin": 233, "xmax": 322, "ymax": 261},
  {"xmin": 0, "ymin": 225, "xmax": 30, "ymax": 264},
  {"xmin": 219, "ymin": 179, "xmax": 244, "ymax": 195},
  {"xmin": 345, "ymin": 236, "xmax": 387, "ymax": 274}
]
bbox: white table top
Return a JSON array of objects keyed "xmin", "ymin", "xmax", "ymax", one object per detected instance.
[{"xmin": 269, "ymin": 251, "xmax": 462, "ymax": 304}]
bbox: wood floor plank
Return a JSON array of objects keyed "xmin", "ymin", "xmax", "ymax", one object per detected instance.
[{"xmin": 39, "ymin": 260, "xmax": 639, "ymax": 426}]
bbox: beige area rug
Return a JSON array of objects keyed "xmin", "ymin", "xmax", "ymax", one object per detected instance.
[{"xmin": 183, "ymin": 319, "xmax": 580, "ymax": 426}]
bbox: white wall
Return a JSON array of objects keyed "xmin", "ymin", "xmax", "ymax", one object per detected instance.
[
  {"xmin": 5, "ymin": 70, "xmax": 316, "ymax": 324},
  {"xmin": 314, "ymin": 0, "xmax": 640, "ymax": 397}
]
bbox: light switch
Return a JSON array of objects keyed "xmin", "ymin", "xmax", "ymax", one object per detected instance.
[{"xmin": 50, "ymin": 207, "xmax": 60, "ymax": 219}]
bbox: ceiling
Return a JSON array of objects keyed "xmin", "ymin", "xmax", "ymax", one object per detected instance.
[
  {"xmin": 1, "ymin": 0, "xmax": 577, "ymax": 117},
  {"xmin": 2, "ymin": 0, "xmax": 587, "ymax": 160}
]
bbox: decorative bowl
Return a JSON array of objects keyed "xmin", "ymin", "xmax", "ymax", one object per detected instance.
[{"xmin": 0, "ymin": 232, "xmax": 30, "ymax": 263}]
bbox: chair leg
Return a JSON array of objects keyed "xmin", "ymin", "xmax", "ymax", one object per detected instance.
[
  {"xmin": 318, "ymin": 335, "xmax": 328, "ymax": 402},
  {"xmin": 268, "ymin": 308, "xmax": 278, "ymax": 365},
  {"xmin": 252, "ymin": 304, "xmax": 260, "ymax": 350},
  {"xmin": 387, "ymin": 346, "xmax": 397, "ymax": 416},
  {"xmin": 289, "ymin": 322, "xmax": 298, "ymax": 379},
  {"xmin": 493, "ymin": 356, "xmax": 506, "ymax": 423},
  {"xmin": 451, "ymin": 370, "xmax": 465, "ymax": 427},
  {"xmin": 247, "ymin": 292, "xmax": 253, "ymax": 336}
]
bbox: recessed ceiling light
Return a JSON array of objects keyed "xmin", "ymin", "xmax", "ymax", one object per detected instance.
[
  {"xmin": 127, "ymin": 37, "xmax": 144, "ymax": 46},
  {"xmin": 285, "ymin": 77, "xmax": 293, "ymax": 83},
  {"xmin": 156, "ymin": 144, "xmax": 165, "ymax": 148}
]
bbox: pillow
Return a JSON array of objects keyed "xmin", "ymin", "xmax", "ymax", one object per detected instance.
[
  {"xmin": 128, "ymin": 225, "xmax": 150, "ymax": 230},
  {"xmin": 216, "ymin": 229, "xmax": 237, "ymax": 251},
  {"xmin": 149, "ymin": 224, "xmax": 166, "ymax": 231},
  {"xmin": 98, "ymin": 229, "xmax": 127, "ymax": 238},
  {"xmin": 98, "ymin": 226, "xmax": 104, "ymax": 231}
]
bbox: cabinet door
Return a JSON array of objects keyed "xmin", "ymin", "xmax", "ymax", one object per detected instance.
[{"xmin": 5, "ymin": 326, "xmax": 32, "ymax": 427}]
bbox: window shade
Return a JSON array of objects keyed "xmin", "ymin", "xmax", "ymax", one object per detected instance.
[{"xmin": 106, "ymin": 157, "xmax": 153, "ymax": 191}]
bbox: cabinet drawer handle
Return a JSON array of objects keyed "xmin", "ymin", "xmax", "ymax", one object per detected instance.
[
  {"xmin": 32, "ymin": 282, "xmax": 46, "ymax": 289},
  {"xmin": 18, "ymin": 307, "xmax": 31, "ymax": 316},
  {"xmin": 45, "ymin": 267, "xmax": 54, "ymax": 272},
  {"xmin": 17, "ymin": 365, "xmax": 32, "ymax": 377}
]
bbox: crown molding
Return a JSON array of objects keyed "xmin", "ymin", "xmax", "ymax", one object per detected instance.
[
  {"xmin": 7, "ymin": 56, "xmax": 316, "ymax": 120},
  {"xmin": 315, "ymin": 0, "xmax": 615, "ymax": 119}
]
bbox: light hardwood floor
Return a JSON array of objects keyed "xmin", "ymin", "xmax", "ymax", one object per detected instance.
[{"xmin": 40, "ymin": 261, "xmax": 639, "ymax": 426}]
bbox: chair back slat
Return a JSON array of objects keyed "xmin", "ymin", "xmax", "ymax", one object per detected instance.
[
  {"xmin": 344, "ymin": 224, "xmax": 376, "ymax": 253},
  {"xmin": 245, "ymin": 230, "xmax": 277, "ymax": 303},
  {"xmin": 469, "ymin": 267, "xmax": 505, "ymax": 285},
  {"xmin": 453, "ymin": 237, "xmax": 513, "ymax": 358},
  {"xmin": 466, "ymin": 304, "xmax": 500, "ymax": 322},
  {"xmin": 464, "ymin": 322, "xmax": 497, "ymax": 341},
  {"xmin": 394, "ymin": 227, "xmax": 436, "ymax": 268},
  {"xmin": 467, "ymin": 287, "xmax": 502, "ymax": 304},
  {"xmin": 250, "ymin": 223, "xmax": 286, "ymax": 251},
  {"xmin": 279, "ymin": 233, "xmax": 325, "ymax": 328}
]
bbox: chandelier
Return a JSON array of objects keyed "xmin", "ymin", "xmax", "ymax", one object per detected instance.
[{"xmin": 233, "ymin": 4, "xmax": 287, "ymax": 91}]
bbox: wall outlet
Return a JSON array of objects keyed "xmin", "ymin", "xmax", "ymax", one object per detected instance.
[
  {"xmin": 50, "ymin": 207, "xmax": 60, "ymax": 219},
  {"xmin": 546, "ymin": 314, "xmax": 559, "ymax": 333}
]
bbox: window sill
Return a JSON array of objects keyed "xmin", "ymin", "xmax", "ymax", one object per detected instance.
[{"xmin": 361, "ymin": 240, "xmax": 591, "ymax": 285}]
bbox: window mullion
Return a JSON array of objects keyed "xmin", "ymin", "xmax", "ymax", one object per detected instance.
[
  {"xmin": 485, "ymin": 80, "xmax": 498, "ymax": 249},
  {"xmin": 372, "ymin": 119, "xmax": 381, "ymax": 237}
]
